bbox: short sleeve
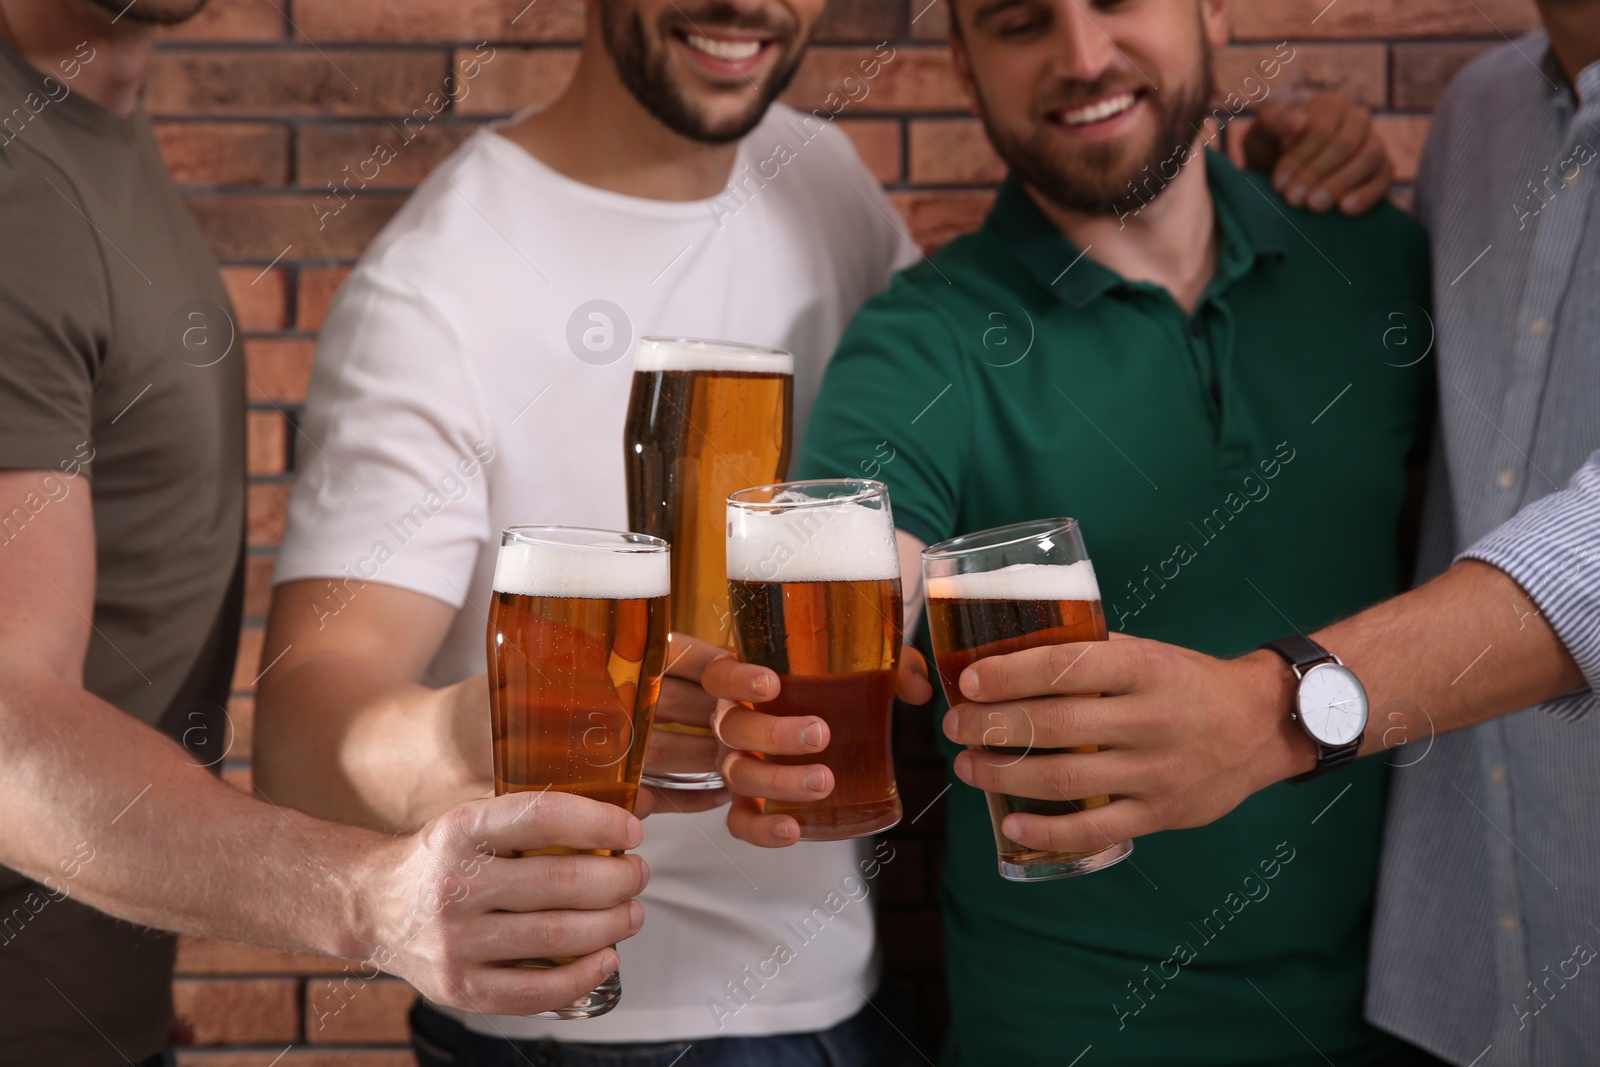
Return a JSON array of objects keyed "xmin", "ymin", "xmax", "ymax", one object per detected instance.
[
  {"xmin": 1459, "ymin": 450, "xmax": 1600, "ymax": 720},
  {"xmin": 796, "ymin": 273, "xmax": 972, "ymax": 547},
  {"xmin": 0, "ymin": 156, "xmax": 107, "ymax": 473},
  {"xmin": 273, "ymin": 262, "xmax": 492, "ymax": 609}
]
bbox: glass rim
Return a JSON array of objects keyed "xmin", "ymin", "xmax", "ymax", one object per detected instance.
[
  {"xmin": 921, "ymin": 518, "xmax": 1081, "ymax": 560},
  {"xmin": 636, "ymin": 335, "xmax": 793, "ymax": 359},
  {"xmin": 500, "ymin": 524, "xmax": 668, "ymax": 554},
  {"xmin": 726, "ymin": 478, "xmax": 887, "ymax": 513}
]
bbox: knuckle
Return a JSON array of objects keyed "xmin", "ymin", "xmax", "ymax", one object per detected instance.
[{"xmin": 1044, "ymin": 757, "xmax": 1082, "ymax": 801}]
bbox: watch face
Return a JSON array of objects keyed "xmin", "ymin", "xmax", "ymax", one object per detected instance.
[{"xmin": 1297, "ymin": 664, "xmax": 1368, "ymax": 746}]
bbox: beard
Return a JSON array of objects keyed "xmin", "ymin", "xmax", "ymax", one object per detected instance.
[
  {"xmin": 599, "ymin": 0, "xmax": 808, "ymax": 144},
  {"xmin": 977, "ymin": 45, "xmax": 1215, "ymax": 219},
  {"xmin": 82, "ymin": 0, "xmax": 211, "ymax": 26}
]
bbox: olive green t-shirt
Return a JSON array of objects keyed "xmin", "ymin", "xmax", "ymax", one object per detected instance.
[
  {"xmin": 0, "ymin": 38, "xmax": 244, "ymax": 1067},
  {"xmin": 799, "ymin": 152, "xmax": 1433, "ymax": 1066}
]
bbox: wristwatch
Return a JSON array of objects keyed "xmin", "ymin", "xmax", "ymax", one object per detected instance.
[{"xmin": 1260, "ymin": 635, "xmax": 1368, "ymax": 782}]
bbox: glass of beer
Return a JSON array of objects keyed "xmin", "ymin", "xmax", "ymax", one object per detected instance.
[
  {"xmin": 725, "ymin": 479, "xmax": 903, "ymax": 840},
  {"xmin": 486, "ymin": 525, "xmax": 671, "ymax": 1018},
  {"xmin": 922, "ymin": 519, "xmax": 1132, "ymax": 882},
  {"xmin": 624, "ymin": 336, "xmax": 793, "ymax": 791}
]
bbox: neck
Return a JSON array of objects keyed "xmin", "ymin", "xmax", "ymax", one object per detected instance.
[
  {"xmin": 1027, "ymin": 140, "xmax": 1218, "ymax": 313},
  {"xmin": 500, "ymin": 10, "xmax": 739, "ymax": 201},
  {"xmin": 1538, "ymin": 1, "xmax": 1600, "ymax": 93},
  {"xmin": 0, "ymin": 0, "xmax": 156, "ymax": 118}
]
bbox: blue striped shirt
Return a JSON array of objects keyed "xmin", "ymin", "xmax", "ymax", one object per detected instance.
[{"xmin": 1367, "ymin": 31, "xmax": 1600, "ymax": 1066}]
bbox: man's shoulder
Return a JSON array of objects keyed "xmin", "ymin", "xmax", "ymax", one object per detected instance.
[
  {"xmin": 0, "ymin": 144, "xmax": 106, "ymax": 303},
  {"xmin": 1443, "ymin": 31, "xmax": 1549, "ymax": 106}
]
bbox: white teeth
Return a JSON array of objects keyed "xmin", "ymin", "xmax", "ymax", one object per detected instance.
[
  {"xmin": 1060, "ymin": 92, "xmax": 1137, "ymax": 127},
  {"xmin": 684, "ymin": 33, "xmax": 763, "ymax": 61}
]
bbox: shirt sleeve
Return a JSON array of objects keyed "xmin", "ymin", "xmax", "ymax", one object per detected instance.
[
  {"xmin": 0, "ymin": 157, "xmax": 108, "ymax": 474},
  {"xmin": 795, "ymin": 272, "xmax": 973, "ymax": 548},
  {"xmin": 272, "ymin": 262, "xmax": 493, "ymax": 609},
  {"xmin": 1458, "ymin": 450, "xmax": 1600, "ymax": 721}
]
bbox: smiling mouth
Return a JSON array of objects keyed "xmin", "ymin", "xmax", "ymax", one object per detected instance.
[
  {"xmin": 1052, "ymin": 90, "xmax": 1142, "ymax": 128},
  {"xmin": 681, "ymin": 31, "xmax": 767, "ymax": 61}
]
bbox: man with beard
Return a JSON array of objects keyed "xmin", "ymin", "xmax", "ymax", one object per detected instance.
[
  {"xmin": 253, "ymin": 1, "xmax": 924, "ymax": 1064},
  {"xmin": 0, "ymin": 4, "xmax": 662, "ymax": 1065},
  {"xmin": 715, "ymin": 0, "xmax": 1448, "ymax": 1064},
  {"xmin": 869, "ymin": 1, "xmax": 1600, "ymax": 1062}
]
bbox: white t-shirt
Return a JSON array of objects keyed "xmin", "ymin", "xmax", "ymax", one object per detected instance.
[{"xmin": 275, "ymin": 103, "xmax": 920, "ymax": 1042}]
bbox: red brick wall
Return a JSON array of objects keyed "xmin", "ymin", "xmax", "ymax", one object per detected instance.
[{"xmin": 157, "ymin": 0, "xmax": 1536, "ymax": 1060}]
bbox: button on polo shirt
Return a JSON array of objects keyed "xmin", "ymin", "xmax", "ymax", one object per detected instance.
[{"xmin": 799, "ymin": 151, "xmax": 1434, "ymax": 1066}]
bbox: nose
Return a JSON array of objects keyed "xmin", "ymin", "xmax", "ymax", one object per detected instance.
[{"xmin": 1050, "ymin": 2, "xmax": 1121, "ymax": 85}]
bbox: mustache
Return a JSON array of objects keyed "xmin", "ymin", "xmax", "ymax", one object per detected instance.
[{"xmin": 661, "ymin": 3, "xmax": 797, "ymax": 39}]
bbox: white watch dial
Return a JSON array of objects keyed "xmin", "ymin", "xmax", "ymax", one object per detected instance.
[{"xmin": 1297, "ymin": 663, "xmax": 1368, "ymax": 747}]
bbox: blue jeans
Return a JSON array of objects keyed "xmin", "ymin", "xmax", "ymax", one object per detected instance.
[{"xmin": 409, "ymin": 994, "xmax": 926, "ymax": 1067}]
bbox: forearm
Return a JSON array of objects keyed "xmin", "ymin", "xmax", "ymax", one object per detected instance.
[
  {"xmin": 1321, "ymin": 560, "xmax": 1583, "ymax": 755},
  {"xmin": 254, "ymin": 656, "xmax": 488, "ymax": 832},
  {"xmin": 0, "ymin": 674, "xmax": 381, "ymax": 961}
]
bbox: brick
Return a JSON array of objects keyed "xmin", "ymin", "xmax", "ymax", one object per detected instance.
[
  {"xmin": 838, "ymin": 119, "xmax": 903, "ymax": 184},
  {"xmin": 1374, "ymin": 115, "xmax": 1429, "ymax": 183},
  {"xmin": 244, "ymin": 553, "xmax": 277, "ymax": 621},
  {"xmin": 1231, "ymin": 0, "xmax": 1538, "ymax": 40},
  {"xmin": 1214, "ymin": 43, "xmax": 1386, "ymax": 109},
  {"xmin": 451, "ymin": 47, "xmax": 580, "ymax": 115},
  {"xmin": 160, "ymin": 0, "xmax": 286, "ymax": 42},
  {"xmin": 185, "ymin": 194, "xmax": 407, "ymax": 261},
  {"xmin": 305, "ymin": 978, "xmax": 416, "ymax": 1044},
  {"xmin": 156, "ymin": 122, "xmax": 291, "ymax": 187},
  {"xmin": 784, "ymin": 46, "xmax": 967, "ymax": 114},
  {"xmin": 233, "ymin": 626, "xmax": 264, "ymax": 691},
  {"xmin": 1392, "ymin": 42, "xmax": 1498, "ymax": 111},
  {"xmin": 297, "ymin": 121, "xmax": 477, "ymax": 190},
  {"xmin": 226, "ymin": 694, "xmax": 256, "ymax": 761},
  {"xmin": 246, "ymin": 339, "xmax": 316, "ymax": 404},
  {"xmin": 297, "ymin": 268, "xmax": 354, "ymax": 331},
  {"xmin": 177, "ymin": 936, "xmax": 351, "ymax": 977},
  {"xmin": 146, "ymin": 51, "xmax": 451, "ymax": 118},
  {"xmin": 910, "ymin": 0, "xmax": 951, "ymax": 42},
  {"xmin": 297, "ymin": 0, "xmax": 585, "ymax": 43},
  {"xmin": 248, "ymin": 482, "xmax": 291, "ymax": 548},
  {"xmin": 889, "ymin": 189, "xmax": 994, "ymax": 251},
  {"xmin": 177, "ymin": 1053, "xmax": 416, "ymax": 1067},
  {"xmin": 909, "ymin": 119, "xmax": 1003, "ymax": 186},
  {"xmin": 221, "ymin": 267, "xmax": 290, "ymax": 332},
  {"xmin": 816, "ymin": 0, "xmax": 905, "ymax": 42},
  {"xmin": 172, "ymin": 978, "xmax": 299, "ymax": 1045},
  {"xmin": 249, "ymin": 410, "xmax": 289, "ymax": 475}
]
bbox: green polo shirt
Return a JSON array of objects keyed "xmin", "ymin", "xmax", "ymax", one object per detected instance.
[{"xmin": 798, "ymin": 151, "xmax": 1433, "ymax": 1066}]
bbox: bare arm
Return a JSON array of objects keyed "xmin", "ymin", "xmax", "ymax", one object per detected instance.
[
  {"xmin": 941, "ymin": 558, "xmax": 1584, "ymax": 855},
  {"xmin": 255, "ymin": 579, "xmax": 490, "ymax": 832},
  {"xmin": 1, "ymin": 472, "xmax": 648, "ymax": 1012}
]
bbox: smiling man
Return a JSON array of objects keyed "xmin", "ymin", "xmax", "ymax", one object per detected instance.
[
  {"xmin": 715, "ymin": 0, "xmax": 1448, "ymax": 1064},
  {"xmin": 252, "ymin": 1, "xmax": 927, "ymax": 1065}
]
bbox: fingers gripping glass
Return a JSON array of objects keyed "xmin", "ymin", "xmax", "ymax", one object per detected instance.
[
  {"xmin": 486, "ymin": 525, "xmax": 671, "ymax": 1018},
  {"xmin": 624, "ymin": 336, "xmax": 795, "ymax": 791},
  {"xmin": 922, "ymin": 519, "xmax": 1132, "ymax": 882},
  {"xmin": 725, "ymin": 479, "xmax": 904, "ymax": 841}
]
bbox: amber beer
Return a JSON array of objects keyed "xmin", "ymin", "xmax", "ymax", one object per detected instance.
[
  {"xmin": 624, "ymin": 337, "xmax": 793, "ymax": 790},
  {"xmin": 726, "ymin": 480, "xmax": 903, "ymax": 840},
  {"xmin": 923, "ymin": 520, "xmax": 1132, "ymax": 882},
  {"xmin": 486, "ymin": 525, "xmax": 670, "ymax": 1019}
]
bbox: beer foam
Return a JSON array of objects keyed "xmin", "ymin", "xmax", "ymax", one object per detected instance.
[
  {"xmin": 493, "ymin": 540, "xmax": 670, "ymax": 600},
  {"xmin": 634, "ymin": 338, "xmax": 793, "ymax": 375},
  {"xmin": 727, "ymin": 501, "xmax": 899, "ymax": 583},
  {"xmin": 924, "ymin": 561, "xmax": 1101, "ymax": 603}
]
